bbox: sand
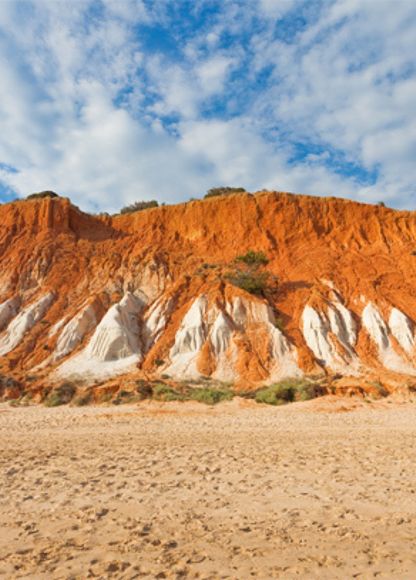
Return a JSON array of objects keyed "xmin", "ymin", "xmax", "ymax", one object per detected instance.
[{"xmin": 0, "ymin": 396, "xmax": 415, "ymax": 579}]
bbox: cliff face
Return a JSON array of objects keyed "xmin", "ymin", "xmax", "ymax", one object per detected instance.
[{"xmin": 2, "ymin": 191, "xmax": 416, "ymax": 391}]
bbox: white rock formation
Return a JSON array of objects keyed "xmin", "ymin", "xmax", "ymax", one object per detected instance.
[
  {"xmin": 85, "ymin": 292, "xmax": 143, "ymax": 361},
  {"xmin": 0, "ymin": 296, "xmax": 20, "ymax": 331},
  {"xmin": 55, "ymin": 292, "xmax": 145, "ymax": 380},
  {"xmin": 210, "ymin": 311, "xmax": 233, "ymax": 354},
  {"xmin": 53, "ymin": 303, "xmax": 97, "ymax": 361},
  {"xmin": 362, "ymin": 302, "xmax": 389, "ymax": 349},
  {"xmin": 362, "ymin": 302, "xmax": 416, "ymax": 374},
  {"xmin": 142, "ymin": 296, "xmax": 174, "ymax": 352},
  {"xmin": 302, "ymin": 301, "xmax": 358, "ymax": 373},
  {"xmin": 389, "ymin": 308, "xmax": 414, "ymax": 354},
  {"xmin": 329, "ymin": 300, "xmax": 357, "ymax": 347},
  {"xmin": 227, "ymin": 297, "xmax": 301, "ymax": 380},
  {"xmin": 209, "ymin": 311, "xmax": 237, "ymax": 381},
  {"xmin": 166, "ymin": 294, "xmax": 300, "ymax": 381},
  {"xmin": 0, "ymin": 293, "xmax": 54, "ymax": 355},
  {"xmin": 268, "ymin": 325, "xmax": 302, "ymax": 381},
  {"xmin": 302, "ymin": 306, "xmax": 336, "ymax": 367},
  {"xmin": 48, "ymin": 317, "xmax": 67, "ymax": 338},
  {"xmin": 165, "ymin": 295, "xmax": 208, "ymax": 378}
]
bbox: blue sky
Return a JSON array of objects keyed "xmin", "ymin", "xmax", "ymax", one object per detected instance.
[{"xmin": 0, "ymin": 0, "xmax": 415, "ymax": 212}]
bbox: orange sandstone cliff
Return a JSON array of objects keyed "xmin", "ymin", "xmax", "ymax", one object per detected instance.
[{"xmin": 1, "ymin": 191, "xmax": 416, "ymax": 396}]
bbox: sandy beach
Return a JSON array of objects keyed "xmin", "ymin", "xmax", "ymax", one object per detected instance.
[{"xmin": 0, "ymin": 397, "xmax": 415, "ymax": 579}]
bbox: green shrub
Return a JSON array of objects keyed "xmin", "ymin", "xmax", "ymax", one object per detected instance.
[
  {"xmin": 152, "ymin": 384, "xmax": 185, "ymax": 402},
  {"xmin": 27, "ymin": 190, "xmax": 59, "ymax": 200},
  {"xmin": 235, "ymin": 250, "xmax": 269, "ymax": 267},
  {"xmin": 45, "ymin": 382, "xmax": 76, "ymax": 407},
  {"xmin": 204, "ymin": 187, "xmax": 246, "ymax": 199},
  {"xmin": 120, "ymin": 200, "xmax": 158, "ymax": 214},
  {"xmin": 189, "ymin": 387, "xmax": 233, "ymax": 405},
  {"xmin": 255, "ymin": 378, "xmax": 320, "ymax": 406},
  {"xmin": 154, "ymin": 358, "xmax": 165, "ymax": 367},
  {"xmin": 225, "ymin": 270, "xmax": 270, "ymax": 295},
  {"xmin": 256, "ymin": 389, "xmax": 287, "ymax": 406},
  {"xmin": 225, "ymin": 250, "xmax": 271, "ymax": 296}
]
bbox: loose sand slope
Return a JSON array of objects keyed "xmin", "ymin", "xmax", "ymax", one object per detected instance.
[{"xmin": 0, "ymin": 399, "xmax": 415, "ymax": 579}]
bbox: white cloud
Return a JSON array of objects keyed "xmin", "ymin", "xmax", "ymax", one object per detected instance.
[
  {"xmin": 249, "ymin": 0, "xmax": 416, "ymax": 205},
  {"xmin": 0, "ymin": 0, "xmax": 415, "ymax": 210},
  {"xmin": 259, "ymin": 0, "xmax": 299, "ymax": 19}
]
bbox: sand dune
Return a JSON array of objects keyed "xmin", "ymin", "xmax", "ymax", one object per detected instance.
[{"xmin": 0, "ymin": 397, "xmax": 415, "ymax": 579}]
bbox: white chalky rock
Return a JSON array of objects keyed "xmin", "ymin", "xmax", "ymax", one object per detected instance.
[
  {"xmin": 302, "ymin": 306, "xmax": 335, "ymax": 366},
  {"xmin": 48, "ymin": 317, "xmax": 67, "ymax": 338},
  {"xmin": 302, "ymin": 301, "xmax": 358, "ymax": 372},
  {"xmin": 55, "ymin": 292, "xmax": 145, "ymax": 380},
  {"xmin": 165, "ymin": 295, "xmax": 208, "ymax": 378},
  {"xmin": 389, "ymin": 308, "xmax": 414, "ymax": 354},
  {"xmin": 85, "ymin": 292, "xmax": 144, "ymax": 361},
  {"xmin": 228, "ymin": 297, "xmax": 301, "ymax": 380},
  {"xmin": 53, "ymin": 304, "xmax": 97, "ymax": 361},
  {"xmin": 209, "ymin": 311, "xmax": 237, "ymax": 381},
  {"xmin": 362, "ymin": 302, "xmax": 389, "ymax": 349},
  {"xmin": 142, "ymin": 296, "xmax": 174, "ymax": 352},
  {"xmin": 166, "ymin": 294, "xmax": 301, "ymax": 381},
  {"xmin": 362, "ymin": 302, "xmax": 416, "ymax": 374},
  {"xmin": 329, "ymin": 300, "xmax": 357, "ymax": 346},
  {"xmin": 0, "ymin": 293, "xmax": 54, "ymax": 355}
]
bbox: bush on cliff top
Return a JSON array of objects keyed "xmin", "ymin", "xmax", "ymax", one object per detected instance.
[
  {"xmin": 120, "ymin": 200, "xmax": 159, "ymax": 214},
  {"xmin": 204, "ymin": 186, "xmax": 246, "ymax": 199},
  {"xmin": 26, "ymin": 191, "xmax": 59, "ymax": 200}
]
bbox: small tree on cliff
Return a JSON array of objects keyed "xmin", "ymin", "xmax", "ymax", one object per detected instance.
[{"xmin": 225, "ymin": 250, "xmax": 271, "ymax": 295}]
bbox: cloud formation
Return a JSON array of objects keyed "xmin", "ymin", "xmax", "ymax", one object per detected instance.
[{"xmin": 0, "ymin": 0, "xmax": 415, "ymax": 211}]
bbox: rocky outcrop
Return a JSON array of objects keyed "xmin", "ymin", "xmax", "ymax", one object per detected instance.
[
  {"xmin": 2, "ymin": 192, "xmax": 416, "ymax": 389},
  {"xmin": 163, "ymin": 294, "xmax": 300, "ymax": 382}
]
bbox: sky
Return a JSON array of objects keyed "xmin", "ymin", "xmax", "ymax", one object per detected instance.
[{"xmin": 0, "ymin": 0, "xmax": 415, "ymax": 213}]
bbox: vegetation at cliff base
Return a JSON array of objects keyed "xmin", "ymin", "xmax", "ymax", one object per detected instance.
[
  {"xmin": 255, "ymin": 378, "xmax": 322, "ymax": 406},
  {"xmin": 151, "ymin": 383, "xmax": 233, "ymax": 405},
  {"xmin": 44, "ymin": 382, "xmax": 76, "ymax": 407}
]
